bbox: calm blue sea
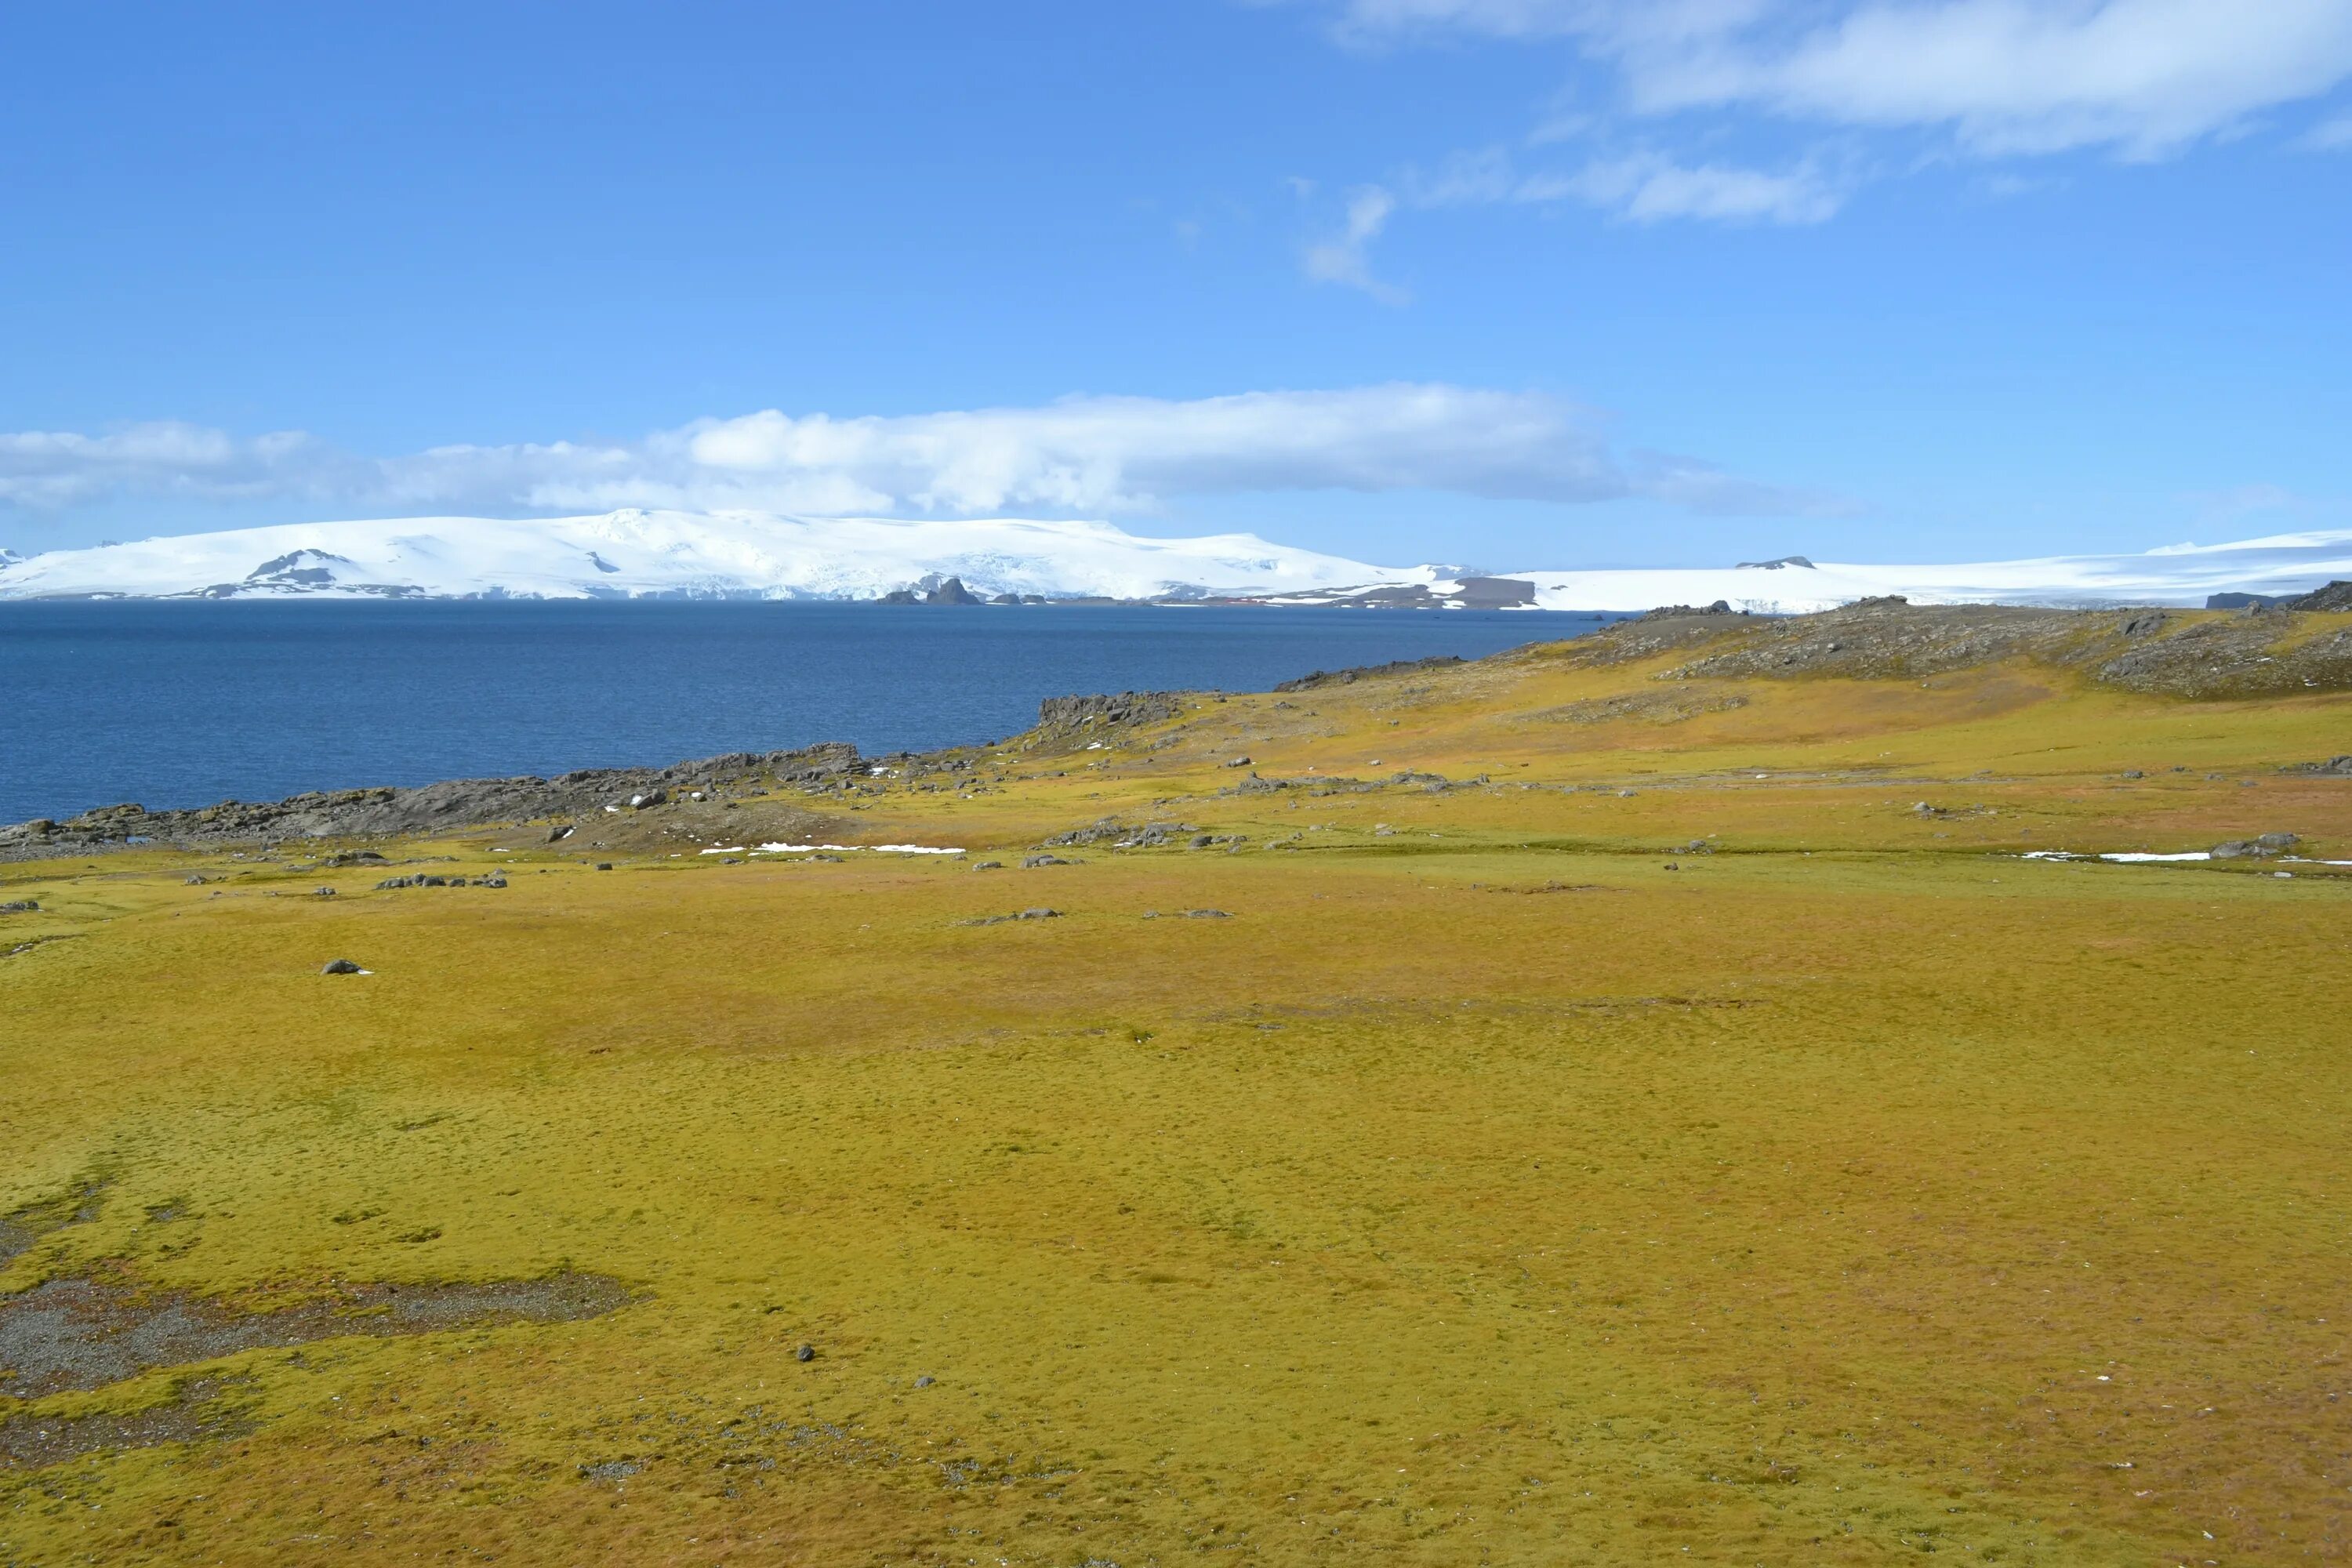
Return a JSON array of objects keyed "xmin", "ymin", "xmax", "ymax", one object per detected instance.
[{"xmin": 0, "ymin": 601, "xmax": 1617, "ymax": 823}]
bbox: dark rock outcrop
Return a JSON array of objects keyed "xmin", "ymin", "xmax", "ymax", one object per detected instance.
[{"xmin": 1034, "ymin": 691, "xmax": 1188, "ymax": 731}]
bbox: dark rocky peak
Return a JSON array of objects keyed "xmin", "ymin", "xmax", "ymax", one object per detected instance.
[
  {"xmin": 246, "ymin": 549, "xmax": 355, "ymax": 585},
  {"xmin": 925, "ymin": 576, "xmax": 984, "ymax": 604}
]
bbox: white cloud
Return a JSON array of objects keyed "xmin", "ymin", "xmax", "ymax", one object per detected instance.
[
  {"xmin": 1405, "ymin": 143, "xmax": 1851, "ymax": 223},
  {"xmin": 0, "ymin": 387, "xmax": 1835, "ymax": 521},
  {"xmin": 1302, "ymin": 186, "xmax": 1410, "ymax": 300},
  {"xmin": 1563, "ymin": 152, "xmax": 1849, "ymax": 222},
  {"xmin": 1316, "ymin": 0, "xmax": 2352, "ymax": 159},
  {"xmin": 1628, "ymin": 0, "xmax": 2352, "ymax": 158},
  {"xmin": 2304, "ymin": 112, "xmax": 2352, "ymax": 148}
]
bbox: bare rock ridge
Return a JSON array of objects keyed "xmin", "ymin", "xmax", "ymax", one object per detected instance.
[
  {"xmin": 1541, "ymin": 595, "xmax": 2352, "ymax": 699},
  {"xmin": 2286, "ymin": 579, "xmax": 2352, "ymax": 612},
  {"xmin": 1276, "ymin": 655, "xmax": 1465, "ymax": 692}
]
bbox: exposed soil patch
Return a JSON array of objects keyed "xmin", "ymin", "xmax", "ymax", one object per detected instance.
[
  {"xmin": 0, "ymin": 1182, "xmax": 107, "ymax": 1268},
  {"xmin": 0, "ymin": 1272, "xmax": 633, "ymax": 1398},
  {"xmin": 1532, "ymin": 691, "xmax": 1750, "ymax": 726},
  {"xmin": 0, "ymin": 1374, "xmax": 255, "ymax": 1469}
]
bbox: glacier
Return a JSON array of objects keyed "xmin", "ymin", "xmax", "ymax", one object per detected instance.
[{"xmin": 0, "ymin": 509, "xmax": 2347, "ymax": 613}]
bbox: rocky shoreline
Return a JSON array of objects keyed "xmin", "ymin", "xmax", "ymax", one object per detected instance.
[
  {"xmin": 0, "ymin": 743, "xmax": 869, "ymax": 861},
  {"xmin": 9, "ymin": 597, "xmax": 2350, "ymax": 860}
]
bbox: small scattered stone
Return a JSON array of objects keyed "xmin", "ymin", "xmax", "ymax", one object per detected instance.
[
  {"xmin": 320, "ymin": 959, "xmax": 365, "ymax": 975},
  {"xmin": 595, "ymin": 862, "xmax": 614, "ymax": 871},
  {"xmin": 547, "ymin": 824, "xmax": 575, "ymax": 842},
  {"xmin": 795, "ymin": 1344, "xmax": 815, "ymax": 1363},
  {"xmin": 914, "ymin": 1374, "xmax": 935, "ymax": 1388},
  {"xmin": 1023, "ymin": 854, "xmax": 1070, "ymax": 868},
  {"xmin": 972, "ymin": 860, "xmax": 1002, "ymax": 870},
  {"xmin": 1223, "ymin": 756, "xmax": 1252, "ymax": 768},
  {"xmin": 1181, "ymin": 909, "xmax": 1232, "ymax": 919},
  {"xmin": 0, "ymin": 900, "xmax": 38, "ymax": 913}
]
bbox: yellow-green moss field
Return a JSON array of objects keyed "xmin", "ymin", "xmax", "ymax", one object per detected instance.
[{"xmin": 3, "ymin": 637, "xmax": 2348, "ymax": 1565}]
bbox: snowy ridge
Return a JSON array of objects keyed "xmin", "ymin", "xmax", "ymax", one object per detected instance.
[
  {"xmin": 0, "ymin": 510, "xmax": 2347, "ymax": 611},
  {"xmin": 1493, "ymin": 528, "xmax": 2352, "ymax": 614},
  {"xmin": 0, "ymin": 510, "xmax": 1433, "ymax": 604}
]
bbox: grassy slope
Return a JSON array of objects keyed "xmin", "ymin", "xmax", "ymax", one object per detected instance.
[{"xmin": 2, "ymin": 619, "xmax": 2348, "ymax": 1566}]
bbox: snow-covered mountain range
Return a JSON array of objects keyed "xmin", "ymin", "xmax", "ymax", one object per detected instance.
[{"xmin": 0, "ymin": 509, "xmax": 2347, "ymax": 613}]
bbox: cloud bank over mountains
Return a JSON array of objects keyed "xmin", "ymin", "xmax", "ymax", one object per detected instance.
[{"xmin": 0, "ymin": 385, "xmax": 1825, "ymax": 524}]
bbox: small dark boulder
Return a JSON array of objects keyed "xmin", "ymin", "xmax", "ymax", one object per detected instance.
[
  {"xmin": 320, "ymin": 958, "xmax": 365, "ymax": 975},
  {"xmin": 795, "ymin": 1344, "xmax": 815, "ymax": 1363},
  {"xmin": 0, "ymin": 899, "xmax": 38, "ymax": 913}
]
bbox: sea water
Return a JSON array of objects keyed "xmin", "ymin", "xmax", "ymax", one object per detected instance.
[{"xmin": 0, "ymin": 601, "xmax": 1617, "ymax": 822}]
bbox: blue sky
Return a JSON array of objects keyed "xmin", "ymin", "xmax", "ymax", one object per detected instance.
[{"xmin": 3, "ymin": 0, "xmax": 2348, "ymax": 570}]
